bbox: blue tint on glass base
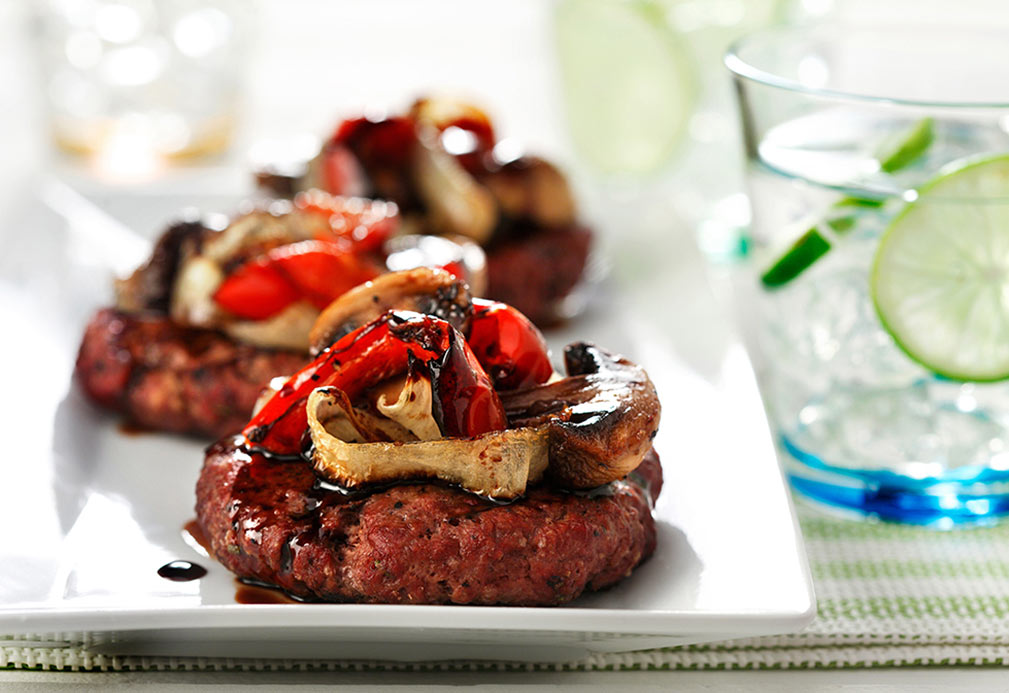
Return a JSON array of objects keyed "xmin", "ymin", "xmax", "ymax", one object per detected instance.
[{"xmin": 782, "ymin": 433, "xmax": 1009, "ymax": 527}]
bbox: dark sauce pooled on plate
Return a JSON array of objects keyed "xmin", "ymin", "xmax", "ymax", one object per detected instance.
[
  {"xmin": 183, "ymin": 518, "xmax": 214, "ymax": 555},
  {"xmin": 157, "ymin": 560, "xmax": 207, "ymax": 582},
  {"xmin": 235, "ymin": 578, "xmax": 312, "ymax": 604},
  {"xmin": 118, "ymin": 420, "xmax": 154, "ymax": 436}
]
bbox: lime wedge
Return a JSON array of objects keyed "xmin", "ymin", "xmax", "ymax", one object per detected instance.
[
  {"xmin": 760, "ymin": 227, "xmax": 830, "ymax": 288},
  {"xmin": 555, "ymin": 0, "xmax": 696, "ymax": 175},
  {"xmin": 872, "ymin": 154, "xmax": 1009, "ymax": 382},
  {"xmin": 878, "ymin": 117, "xmax": 934, "ymax": 173},
  {"xmin": 760, "ymin": 117, "xmax": 934, "ymax": 289}
]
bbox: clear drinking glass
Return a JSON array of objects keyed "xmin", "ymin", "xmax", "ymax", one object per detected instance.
[
  {"xmin": 34, "ymin": 0, "xmax": 253, "ymax": 175},
  {"xmin": 727, "ymin": 24, "xmax": 1009, "ymax": 526}
]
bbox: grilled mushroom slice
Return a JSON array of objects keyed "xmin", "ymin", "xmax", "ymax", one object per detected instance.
[
  {"xmin": 501, "ymin": 343, "xmax": 660, "ymax": 489},
  {"xmin": 224, "ymin": 301, "xmax": 319, "ymax": 352},
  {"xmin": 479, "ymin": 156, "xmax": 576, "ymax": 229},
  {"xmin": 384, "ymin": 234, "xmax": 488, "ymax": 297},
  {"xmin": 115, "ymin": 216, "xmax": 210, "ymax": 314},
  {"xmin": 309, "ymin": 268, "xmax": 473, "ymax": 354}
]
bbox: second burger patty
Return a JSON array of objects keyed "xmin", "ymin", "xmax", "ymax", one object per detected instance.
[
  {"xmin": 485, "ymin": 225, "xmax": 592, "ymax": 326},
  {"xmin": 76, "ymin": 308, "xmax": 307, "ymax": 438}
]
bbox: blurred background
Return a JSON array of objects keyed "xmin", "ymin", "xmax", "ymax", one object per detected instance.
[
  {"xmin": 2, "ymin": 0, "xmax": 1007, "ymax": 271},
  {"xmin": 1, "ymin": 0, "xmax": 783, "ymax": 254}
]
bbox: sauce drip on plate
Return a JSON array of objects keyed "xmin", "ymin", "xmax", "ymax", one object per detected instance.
[
  {"xmin": 235, "ymin": 579, "xmax": 301, "ymax": 604},
  {"xmin": 157, "ymin": 560, "xmax": 208, "ymax": 582},
  {"xmin": 182, "ymin": 519, "xmax": 213, "ymax": 555}
]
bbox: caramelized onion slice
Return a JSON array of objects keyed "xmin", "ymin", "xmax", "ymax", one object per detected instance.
[
  {"xmin": 412, "ymin": 133, "xmax": 497, "ymax": 244},
  {"xmin": 312, "ymin": 385, "xmax": 416, "ymax": 444},
  {"xmin": 224, "ymin": 300, "xmax": 318, "ymax": 352},
  {"xmin": 374, "ymin": 372, "xmax": 442, "ymax": 442},
  {"xmin": 170, "ymin": 254, "xmax": 225, "ymax": 326},
  {"xmin": 308, "ymin": 388, "xmax": 548, "ymax": 499}
]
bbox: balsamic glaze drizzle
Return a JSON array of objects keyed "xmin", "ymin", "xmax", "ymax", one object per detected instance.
[{"xmin": 157, "ymin": 560, "xmax": 208, "ymax": 582}]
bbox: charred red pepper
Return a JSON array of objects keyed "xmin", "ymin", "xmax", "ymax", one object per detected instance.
[
  {"xmin": 326, "ymin": 115, "xmax": 420, "ymax": 207},
  {"xmin": 243, "ymin": 311, "xmax": 506, "ymax": 455},
  {"xmin": 212, "ymin": 260, "xmax": 301, "ymax": 321},
  {"xmin": 468, "ymin": 298, "xmax": 553, "ymax": 390},
  {"xmin": 294, "ymin": 190, "xmax": 399, "ymax": 254},
  {"xmin": 271, "ymin": 240, "xmax": 381, "ymax": 310},
  {"xmin": 430, "ymin": 329, "xmax": 506, "ymax": 438},
  {"xmin": 332, "ymin": 116, "xmax": 418, "ymax": 171},
  {"xmin": 439, "ymin": 260, "xmax": 467, "ymax": 282},
  {"xmin": 317, "ymin": 143, "xmax": 366, "ymax": 198},
  {"xmin": 436, "ymin": 115, "xmax": 496, "ymax": 175},
  {"xmin": 408, "ymin": 99, "xmax": 497, "ymax": 175},
  {"xmin": 214, "ymin": 190, "xmax": 398, "ymax": 321},
  {"xmin": 214, "ymin": 240, "xmax": 381, "ymax": 319}
]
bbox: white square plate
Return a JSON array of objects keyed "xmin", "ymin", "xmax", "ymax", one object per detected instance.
[{"xmin": 0, "ymin": 178, "xmax": 814, "ymax": 663}]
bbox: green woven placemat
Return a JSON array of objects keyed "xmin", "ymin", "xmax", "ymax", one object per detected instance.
[{"xmin": 7, "ymin": 507, "xmax": 1009, "ymax": 672}]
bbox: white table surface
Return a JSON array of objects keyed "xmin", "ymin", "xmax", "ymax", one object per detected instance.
[{"xmin": 2, "ymin": 1, "xmax": 1002, "ymax": 689}]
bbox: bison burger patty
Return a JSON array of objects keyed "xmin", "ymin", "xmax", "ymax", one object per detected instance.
[
  {"xmin": 76, "ymin": 308, "xmax": 306, "ymax": 438},
  {"xmin": 485, "ymin": 225, "xmax": 592, "ymax": 327},
  {"xmin": 196, "ymin": 437, "xmax": 662, "ymax": 605}
]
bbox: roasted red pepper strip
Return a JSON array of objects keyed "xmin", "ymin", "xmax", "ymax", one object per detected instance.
[
  {"xmin": 294, "ymin": 190, "xmax": 399, "ymax": 254},
  {"xmin": 468, "ymin": 298, "xmax": 553, "ymax": 391},
  {"xmin": 328, "ymin": 116, "xmax": 420, "ymax": 208},
  {"xmin": 215, "ymin": 191, "xmax": 395, "ymax": 320},
  {"xmin": 430, "ymin": 329, "xmax": 506, "ymax": 438},
  {"xmin": 436, "ymin": 115, "xmax": 496, "ymax": 175},
  {"xmin": 214, "ymin": 240, "xmax": 381, "ymax": 318},
  {"xmin": 439, "ymin": 260, "xmax": 467, "ymax": 282},
  {"xmin": 243, "ymin": 311, "xmax": 506, "ymax": 455},
  {"xmin": 269, "ymin": 240, "xmax": 381, "ymax": 310},
  {"xmin": 213, "ymin": 260, "xmax": 301, "ymax": 320},
  {"xmin": 333, "ymin": 115, "xmax": 417, "ymax": 170},
  {"xmin": 317, "ymin": 143, "xmax": 367, "ymax": 198}
]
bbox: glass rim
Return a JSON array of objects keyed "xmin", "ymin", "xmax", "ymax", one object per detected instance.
[{"xmin": 724, "ymin": 24, "xmax": 1009, "ymax": 110}]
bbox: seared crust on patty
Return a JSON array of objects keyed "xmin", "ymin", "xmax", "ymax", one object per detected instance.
[
  {"xmin": 76, "ymin": 308, "xmax": 306, "ymax": 438},
  {"xmin": 195, "ymin": 438, "xmax": 662, "ymax": 605}
]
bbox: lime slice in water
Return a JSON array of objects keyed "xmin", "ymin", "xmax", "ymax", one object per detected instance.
[
  {"xmin": 878, "ymin": 117, "xmax": 934, "ymax": 173},
  {"xmin": 555, "ymin": 0, "xmax": 696, "ymax": 175},
  {"xmin": 759, "ymin": 215, "xmax": 856, "ymax": 288},
  {"xmin": 872, "ymin": 154, "xmax": 1009, "ymax": 382},
  {"xmin": 760, "ymin": 118, "xmax": 934, "ymax": 289}
]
